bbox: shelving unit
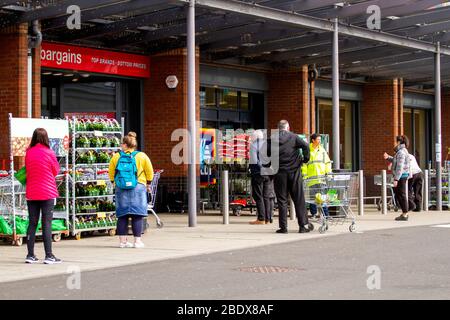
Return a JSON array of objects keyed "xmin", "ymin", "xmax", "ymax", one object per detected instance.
[
  {"xmin": 428, "ymin": 169, "xmax": 450, "ymax": 209},
  {"xmin": 69, "ymin": 117, "xmax": 124, "ymax": 240},
  {"xmin": 0, "ymin": 115, "xmax": 70, "ymax": 246}
]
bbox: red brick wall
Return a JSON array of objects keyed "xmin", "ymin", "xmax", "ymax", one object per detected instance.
[
  {"xmin": 0, "ymin": 24, "xmax": 29, "ymax": 168},
  {"xmin": 398, "ymin": 78, "xmax": 404, "ymax": 136},
  {"xmin": 267, "ymin": 65, "xmax": 310, "ymax": 133},
  {"xmin": 362, "ymin": 79, "xmax": 401, "ymax": 195},
  {"xmin": 32, "ymin": 45, "xmax": 41, "ymax": 119},
  {"xmin": 143, "ymin": 48, "xmax": 200, "ymax": 196}
]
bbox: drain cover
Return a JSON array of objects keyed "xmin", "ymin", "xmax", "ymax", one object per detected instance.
[{"xmin": 237, "ymin": 266, "xmax": 304, "ymax": 273}]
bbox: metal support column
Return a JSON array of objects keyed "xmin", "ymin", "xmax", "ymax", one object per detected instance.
[
  {"xmin": 332, "ymin": 18, "xmax": 340, "ymax": 170},
  {"xmin": 358, "ymin": 170, "xmax": 364, "ymax": 216},
  {"xmin": 382, "ymin": 170, "xmax": 388, "ymax": 215},
  {"xmin": 424, "ymin": 170, "xmax": 429, "ymax": 212},
  {"xmin": 222, "ymin": 170, "xmax": 229, "ymax": 225},
  {"xmin": 187, "ymin": 0, "xmax": 197, "ymax": 226},
  {"xmin": 435, "ymin": 42, "xmax": 442, "ymax": 212}
]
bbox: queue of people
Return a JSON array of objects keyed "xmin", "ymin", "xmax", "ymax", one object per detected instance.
[
  {"xmin": 24, "ymin": 128, "xmax": 154, "ymax": 263},
  {"xmin": 22, "ymin": 124, "xmax": 426, "ymax": 264},
  {"xmin": 249, "ymin": 129, "xmax": 426, "ymax": 232}
]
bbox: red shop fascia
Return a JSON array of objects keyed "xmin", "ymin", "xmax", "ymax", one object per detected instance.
[{"xmin": 40, "ymin": 41, "xmax": 150, "ymax": 144}]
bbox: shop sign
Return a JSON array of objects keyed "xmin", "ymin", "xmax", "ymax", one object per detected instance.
[
  {"xmin": 64, "ymin": 112, "xmax": 116, "ymax": 120},
  {"xmin": 41, "ymin": 42, "xmax": 150, "ymax": 78},
  {"xmin": 10, "ymin": 118, "xmax": 70, "ymax": 156}
]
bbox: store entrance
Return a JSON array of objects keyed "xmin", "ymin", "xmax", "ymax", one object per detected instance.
[
  {"xmin": 41, "ymin": 70, "xmax": 143, "ymax": 148},
  {"xmin": 404, "ymin": 108, "xmax": 430, "ymax": 169},
  {"xmin": 199, "ymin": 86, "xmax": 265, "ymax": 209},
  {"xmin": 316, "ymin": 99, "xmax": 359, "ymax": 171}
]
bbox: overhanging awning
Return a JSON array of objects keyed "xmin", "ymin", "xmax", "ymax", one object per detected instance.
[{"xmin": 1, "ymin": 0, "xmax": 450, "ymax": 87}]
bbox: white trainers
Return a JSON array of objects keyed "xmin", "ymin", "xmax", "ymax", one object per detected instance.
[
  {"xmin": 119, "ymin": 242, "xmax": 134, "ymax": 248},
  {"xmin": 134, "ymin": 241, "xmax": 145, "ymax": 249}
]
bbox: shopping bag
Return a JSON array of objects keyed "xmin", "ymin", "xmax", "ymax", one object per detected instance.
[
  {"xmin": 0, "ymin": 216, "xmax": 13, "ymax": 235},
  {"xmin": 15, "ymin": 217, "xmax": 28, "ymax": 235},
  {"xmin": 51, "ymin": 219, "xmax": 67, "ymax": 231},
  {"xmin": 14, "ymin": 166, "xmax": 26, "ymax": 186}
]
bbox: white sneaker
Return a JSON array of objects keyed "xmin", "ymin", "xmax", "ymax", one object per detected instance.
[
  {"xmin": 119, "ymin": 242, "xmax": 134, "ymax": 248},
  {"xmin": 134, "ymin": 241, "xmax": 145, "ymax": 249}
]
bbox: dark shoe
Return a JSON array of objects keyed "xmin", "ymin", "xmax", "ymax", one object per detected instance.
[
  {"xmin": 299, "ymin": 226, "xmax": 311, "ymax": 233},
  {"xmin": 44, "ymin": 254, "xmax": 62, "ymax": 265},
  {"xmin": 413, "ymin": 208, "xmax": 422, "ymax": 212},
  {"xmin": 276, "ymin": 229, "xmax": 288, "ymax": 234},
  {"xmin": 25, "ymin": 255, "xmax": 39, "ymax": 264},
  {"xmin": 395, "ymin": 215, "xmax": 409, "ymax": 221}
]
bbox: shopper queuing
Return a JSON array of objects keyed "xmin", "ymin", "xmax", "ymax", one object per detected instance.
[
  {"xmin": 272, "ymin": 120, "xmax": 311, "ymax": 233},
  {"xmin": 109, "ymin": 132, "xmax": 154, "ymax": 248},
  {"xmin": 384, "ymin": 135, "xmax": 412, "ymax": 221},
  {"xmin": 25, "ymin": 128, "xmax": 61, "ymax": 264},
  {"xmin": 248, "ymin": 130, "xmax": 275, "ymax": 225},
  {"xmin": 302, "ymin": 133, "xmax": 332, "ymax": 218},
  {"xmin": 408, "ymin": 154, "xmax": 424, "ymax": 212}
]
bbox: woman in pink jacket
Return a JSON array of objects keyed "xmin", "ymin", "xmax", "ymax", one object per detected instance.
[{"xmin": 25, "ymin": 128, "xmax": 61, "ymax": 264}]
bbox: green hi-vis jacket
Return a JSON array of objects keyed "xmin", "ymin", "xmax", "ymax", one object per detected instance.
[{"xmin": 301, "ymin": 143, "xmax": 332, "ymax": 186}]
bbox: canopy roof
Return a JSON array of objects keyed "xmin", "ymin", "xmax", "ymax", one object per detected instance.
[{"xmin": 1, "ymin": 0, "xmax": 450, "ymax": 87}]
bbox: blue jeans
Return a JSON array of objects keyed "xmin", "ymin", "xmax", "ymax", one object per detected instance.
[{"xmin": 309, "ymin": 203, "xmax": 329, "ymax": 217}]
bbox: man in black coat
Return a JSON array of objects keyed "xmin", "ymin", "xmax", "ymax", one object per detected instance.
[{"xmin": 272, "ymin": 120, "xmax": 311, "ymax": 234}]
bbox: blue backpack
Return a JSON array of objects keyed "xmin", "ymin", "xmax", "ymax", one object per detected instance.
[{"xmin": 115, "ymin": 151, "xmax": 141, "ymax": 190}]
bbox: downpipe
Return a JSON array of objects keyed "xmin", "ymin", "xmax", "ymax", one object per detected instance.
[{"xmin": 27, "ymin": 20, "xmax": 42, "ymax": 118}]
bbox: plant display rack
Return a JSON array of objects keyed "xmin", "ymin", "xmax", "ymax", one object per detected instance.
[
  {"xmin": 0, "ymin": 114, "xmax": 70, "ymax": 246},
  {"xmin": 428, "ymin": 168, "xmax": 450, "ymax": 210},
  {"xmin": 69, "ymin": 117, "xmax": 124, "ymax": 240}
]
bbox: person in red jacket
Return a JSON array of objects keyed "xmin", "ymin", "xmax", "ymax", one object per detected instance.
[{"xmin": 25, "ymin": 128, "xmax": 61, "ymax": 264}]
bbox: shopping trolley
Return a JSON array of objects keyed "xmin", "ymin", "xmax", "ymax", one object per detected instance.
[
  {"xmin": 304, "ymin": 173, "xmax": 358, "ymax": 234},
  {"xmin": 373, "ymin": 174, "xmax": 399, "ymax": 212},
  {"xmin": 145, "ymin": 170, "xmax": 164, "ymax": 230}
]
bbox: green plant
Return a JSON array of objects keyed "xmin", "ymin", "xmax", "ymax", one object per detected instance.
[{"xmin": 76, "ymin": 136, "xmax": 90, "ymax": 148}]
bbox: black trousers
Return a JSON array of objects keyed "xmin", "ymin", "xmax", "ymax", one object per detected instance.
[
  {"xmin": 394, "ymin": 177, "xmax": 409, "ymax": 214},
  {"xmin": 251, "ymin": 174, "xmax": 275, "ymax": 222},
  {"xmin": 27, "ymin": 199, "xmax": 54, "ymax": 257},
  {"xmin": 409, "ymin": 172, "xmax": 424, "ymax": 210},
  {"xmin": 274, "ymin": 170, "xmax": 308, "ymax": 230}
]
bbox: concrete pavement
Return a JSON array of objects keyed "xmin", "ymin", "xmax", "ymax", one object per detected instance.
[
  {"xmin": 1, "ymin": 224, "xmax": 449, "ymax": 300},
  {"xmin": 1, "ymin": 208, "xmax": 450, "ymax": 285}
]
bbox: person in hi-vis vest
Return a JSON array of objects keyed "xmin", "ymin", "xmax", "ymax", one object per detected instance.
[{"xmin": 301, "ymin": 134, "xmax": 332, "ymax": 217}]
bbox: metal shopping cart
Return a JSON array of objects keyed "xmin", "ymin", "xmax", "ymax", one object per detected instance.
[
  {"xmin": 373, "ymin": 174, "xmax": 399, "ymax": 212},
  {"xmin": 304, "ymin": 173, "xmax": 358, "ymax": 234},
  {"xmin": 145, "ymin": 170, "xmax": 164, "ymax": 231}
]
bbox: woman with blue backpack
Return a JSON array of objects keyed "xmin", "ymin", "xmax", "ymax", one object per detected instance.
[{"xmin": 109, "ymin": 132, "xmax": 154, "ymax": 248}]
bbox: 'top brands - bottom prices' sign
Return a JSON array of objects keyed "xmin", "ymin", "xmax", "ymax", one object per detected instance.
[{"xmin": 41, "ymin": 42, "xmax": 150, "ymax": 78}]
